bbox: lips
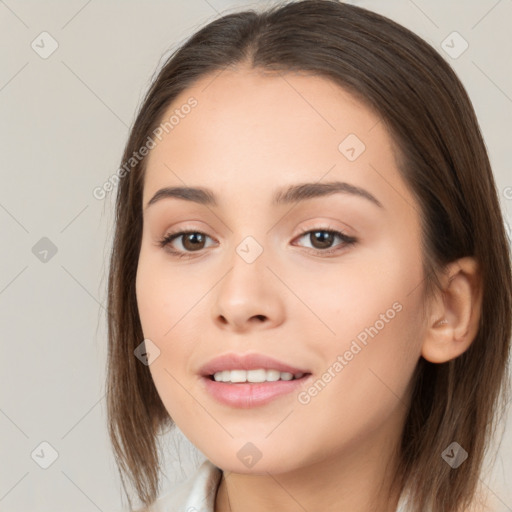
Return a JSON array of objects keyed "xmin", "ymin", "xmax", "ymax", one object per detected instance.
[
  {"xmin": 199, "ymin": 352, "xmax": 309, "ymax": 377},
  {"xmin": 199, "ymin": 352, "xmax": 313, "ymax": 408}
]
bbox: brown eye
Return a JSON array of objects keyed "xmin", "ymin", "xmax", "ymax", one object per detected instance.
[
  {"xmin": 294, "ymin": 228, "xmax": 357, "ymax": 255},
  {"xmin": 181, "ymin": 232, "xmax": 207, "ymax": 251},
  {"xmin": 308, "ymin": 230, "xmax": 335, "ymax": 249},
  {"xmin": 158, "ymin": 231, "xmax": 216, "ymax": 255}
]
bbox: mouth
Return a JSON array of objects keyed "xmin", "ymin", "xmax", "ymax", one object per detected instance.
[
  {"xmin": 206, "ymin": 369, "xmax": 310, "ymax": 383},
  {"xmin": 198, "ymin": 352, "xmax": 312, "ymax": 408},
  {"xmin": 201, "ymin": 369, "xmax": 312, "ymax": 408}
]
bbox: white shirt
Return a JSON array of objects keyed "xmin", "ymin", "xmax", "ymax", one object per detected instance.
[{"xmin": 150, "ymin": 459, "xmax": 411, "ymax": 512}]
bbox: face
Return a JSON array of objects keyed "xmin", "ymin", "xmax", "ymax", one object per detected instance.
[{"xmin": 136, "ymin": 67, "xmax": 428, "ymax": 474}]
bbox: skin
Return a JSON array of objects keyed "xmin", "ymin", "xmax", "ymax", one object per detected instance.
[{"xmin": 135, "ymin": 66, "xmax": 482, "ymax": 512}]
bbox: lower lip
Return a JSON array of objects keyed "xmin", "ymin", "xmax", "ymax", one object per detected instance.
[{"xmin": 201, "ymin": 375, "xmax": 311, "ymax": 408}]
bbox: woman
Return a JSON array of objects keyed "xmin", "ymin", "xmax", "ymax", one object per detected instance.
[{"xmin": 105, "ymin": 1, "xmax": 512, "ymax": 511}]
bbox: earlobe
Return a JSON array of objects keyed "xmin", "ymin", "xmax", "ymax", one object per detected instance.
[{"xmin": 421, "ymin": 257, "xmax": 482, "ymax": 364}]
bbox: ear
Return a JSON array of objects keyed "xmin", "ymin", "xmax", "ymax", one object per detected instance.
[{"xmin": 421, "ymin": 257, "xmax": 482, "ymax": 363}]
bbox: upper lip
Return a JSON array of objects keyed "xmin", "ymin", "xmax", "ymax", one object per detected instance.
[{"xmin": 199, "ymin": 352, "xmax": 309, "ymax": 376}]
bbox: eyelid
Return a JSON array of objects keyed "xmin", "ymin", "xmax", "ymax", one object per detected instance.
[
  {"xmin": 293, "ymin": 222, "xmax": 353, "ymax": 239},
  {"xmin": 158, "ymin": 221, "xmax": 215, "ymax": 242}
]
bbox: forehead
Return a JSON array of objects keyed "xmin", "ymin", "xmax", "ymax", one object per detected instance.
[{"xmin": 142, "ymin": 67, "xmax": 408, "ymax": 210}]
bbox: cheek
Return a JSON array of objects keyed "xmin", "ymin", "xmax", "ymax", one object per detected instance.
[
  {"xmin": 135, "ymin": 248, "xmax": 210, "ymax": 341},
  {"xmin": 293, "ymin": 238, "xmax": 426, "ymax": 405},
  {"xmin": 291, "ymin": 287, "xmax": 425, "ymax": 459},
  {"xmin": 285, "ymin": 237, "xmax": 425, "ymax": 342},
  {"xmin": 135, "ymin": 254, "xmax": 203, "ymax": 420},
  {"xmin": 135, "ymin": 248, "xmax": 218, "ymax": 380}
]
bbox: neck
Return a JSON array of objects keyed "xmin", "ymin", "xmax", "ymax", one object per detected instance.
[{"xmin": 214, "ymin": 419, "xmax": 405, "ymax": 512}]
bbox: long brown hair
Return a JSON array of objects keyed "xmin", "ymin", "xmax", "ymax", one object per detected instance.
[{"xmin": 105, "ymin": 1, "xmax": 512, "ymax": 510}]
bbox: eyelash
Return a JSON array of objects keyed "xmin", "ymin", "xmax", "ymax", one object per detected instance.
[{"xmin": 157, "ymin": 226, "xmax": 357, "ymax": 259}]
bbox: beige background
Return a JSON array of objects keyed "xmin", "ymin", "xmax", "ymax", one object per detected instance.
[{"xmin": 1, "ymin": 0, "xmax": 511, "ymax": 510}]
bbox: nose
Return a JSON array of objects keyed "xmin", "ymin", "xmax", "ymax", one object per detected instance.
[{"xmin": 212, "ymin": 244, "xmax": 285, "ymax": 332}]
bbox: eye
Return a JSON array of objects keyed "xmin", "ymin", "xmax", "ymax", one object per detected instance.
[
  {"xmin": 158, "ymin": 230, "xmax": 216, "ymax": 258},
  {"xmin": 157, "ymin": 226, "xmax": 357, "ymax": 259},
  {"xmin": 293, "ymin": 227, "xmax": 357, "ymax": 255}
]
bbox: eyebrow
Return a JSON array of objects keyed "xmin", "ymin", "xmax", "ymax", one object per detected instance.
[{"xmin": 144, "ymin": 181, "xmax": 383, "ymax": 210}]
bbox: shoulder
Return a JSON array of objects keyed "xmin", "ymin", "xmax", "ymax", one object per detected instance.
[{"xmin": 148, "ymin": 459, "xmax": 223, "ymax": 512}]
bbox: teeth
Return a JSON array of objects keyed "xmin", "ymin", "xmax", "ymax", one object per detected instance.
[{"xmin": 212, "ymin": 369, "xmax": 305, "ymax": 383}]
